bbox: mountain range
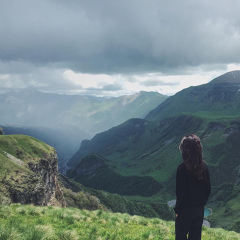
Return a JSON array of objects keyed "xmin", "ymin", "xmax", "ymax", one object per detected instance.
[
  {"xmin": 146, "ymin": 71, "xmax": 240, "ymax": 121},
  {"xmin": 0, "ymin": 90, "xmax": 167, "ymax": 171},
  {"xmin": 66, "ymin": 70, "xmax": 240, "ymax": 229},
  {"xmin": 0, "ymin": 90, "xmax": 167, "ymax": 136},
  {"xmin": 68, "ymin": 71, "xmax": 240, "ymax": 183},
  {"xmin": 1, "ymin": 71, "xmax": 240, "ymax": 231}
]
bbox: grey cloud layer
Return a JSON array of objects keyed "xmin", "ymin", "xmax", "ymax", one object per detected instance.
[
  {"xmin": 1, "ymin": 0, "xmax": 240, "ymax": 74},
  {"xmin": 0, "ymin": 0, "xmax": 240, "ymax": 94}
]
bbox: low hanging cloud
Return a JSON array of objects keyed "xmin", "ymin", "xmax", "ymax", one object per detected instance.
[
  {"xmin": 139, "ymin": 77, "xmax": 180, "ymax": 87},
  {"xmin": 1, "ymin": 0, "xmax": 240, "ymax": 95}
]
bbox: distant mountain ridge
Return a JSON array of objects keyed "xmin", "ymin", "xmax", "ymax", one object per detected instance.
[
  {"xmin": 146, "ymin": 70, "xmax": 240, "ymax": 121},
  {"xmin": 210, "ymin": 70, "xmax": 240, "ymax": 83},
  {"xmin": 0, "ymin": 90, "xmax": 168, "ymax": 171},
  {"xmin": 0, "ymin": 90, "xmax": 168, "ymax": 136}
]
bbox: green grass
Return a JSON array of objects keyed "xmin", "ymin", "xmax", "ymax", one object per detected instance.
[
  {"xmin": 0, "ymin": 134, "xmax": 54, "ymax": 183},
  {"xmin": 208, "ymin": 185, "xmax": 240, "ymax": 232},
  {"xmin": 0, "ymin": 204, "xmax": 239, "ymax": 240},
  {"xmin": 0, "ymin": 135, "xmax": 53, "ymax": 161},
  {"xmin": 193, "ymin": 111, "xmax": 240, "ymax": 120}
]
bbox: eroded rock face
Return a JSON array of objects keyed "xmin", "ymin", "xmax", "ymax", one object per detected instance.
[
  {"xmin": 2, "ymin": 150, "xmax": 66, "ymax": 207},
  {"xmin": 0, "ymin": 127, "xmax": 4, "ymax": 135},
  {"xmin": 27, "ymin": 150, "xmax": 66, "ymax": 207}
]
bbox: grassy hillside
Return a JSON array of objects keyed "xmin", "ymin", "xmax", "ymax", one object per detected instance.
[
  {"xmin": 68, "ymin": 115, "xmax": 240, "ymax": 187},
  {"xmin": 68, "ymin": 154, "xmax": 164, "ymax": 197},
  {"xmin": 60, "ymin": 175, "xmax": 174, "ymax": 221},
  {"xmin": 0, "ymin": 134, "xmax": 53, "ymax": 162},
  {"xmin": 146, "ymin": 71, "xmax": 240, "ymax": 122},
  {"xmin": 0, "ymin": 204, "xmax": 239, "ymax": 240},
  {"xmin": 0, "ymin": 134, "xmax": 53, "ymax": 185},
  {"xmin": 1, "ymin": 125, "xmax": 85, "ymax": 173},
  {"xmin": 68, "ymin": 116, "xmax": 202, "ymax": 180},
  {"xmin": 207, "ymin": 183, "xmax": 240, "ymax": 232}
]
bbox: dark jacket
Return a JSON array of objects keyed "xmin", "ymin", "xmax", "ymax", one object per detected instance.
[{"xmin": 174, "ymin": 161, "xmax": 211, "ymax": 214}]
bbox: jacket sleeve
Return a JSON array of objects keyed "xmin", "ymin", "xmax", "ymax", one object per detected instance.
[{"xmin": 174, "ymin": 164, "xmax": 187, "ymax": 214}]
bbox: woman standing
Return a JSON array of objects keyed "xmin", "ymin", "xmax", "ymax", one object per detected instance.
[{"xmin": 174, "ymin": 134, "xmax": 211, "ymax": 240}]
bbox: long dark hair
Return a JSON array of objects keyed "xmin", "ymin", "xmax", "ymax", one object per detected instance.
[{"xmin": 179, "ymin": 134, "xmax": 207, "ymax": 182}]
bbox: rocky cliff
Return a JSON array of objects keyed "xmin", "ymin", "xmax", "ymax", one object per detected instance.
[
  {"xmin": 0, "ymin": 127, "xmax": 4, "ymax": 135},
  {"xmin": 0, "ymin": 133, "xmax": 65, "ymax": 207}
]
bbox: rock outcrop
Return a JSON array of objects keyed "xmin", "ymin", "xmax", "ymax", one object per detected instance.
[
  {"xmin": 27, "ymin": 150, "xmax": 66, "ymax": 207},
  {"xmin": 2, "ymin": 150, "xmax": 66, "ymax": 207},
  {"xmin": 0, "ymin": 127, "xmax": 4, "ymax": 135},
  {"xmin": 0, "ymin": 135, "xmax": 66, "ymax": 207}
]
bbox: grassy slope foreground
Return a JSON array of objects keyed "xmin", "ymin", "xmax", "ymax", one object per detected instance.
[{"xmin": 0, "ymin": 204, "xmax": 240, "ymax": 240}]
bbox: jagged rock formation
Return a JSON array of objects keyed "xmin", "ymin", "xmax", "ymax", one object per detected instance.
[
  {"xmin": 0, "ymin": 127, "xmax": 4, "ymax": 135},
  {"xmin": 0, "ymin": 134, "xmax": 66, "ymax": 207},
  {"xmin": 26, "ymin": 150, "xmax": 66, "ymax": 207}
]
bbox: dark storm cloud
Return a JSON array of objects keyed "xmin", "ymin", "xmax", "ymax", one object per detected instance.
[
  {"xmin": 0, "ymin": 0, "xmax": 240, "ymax": 95},
  {"xmin": 1, "ymin": 0, "xmax": 240, "ymax": 74}
]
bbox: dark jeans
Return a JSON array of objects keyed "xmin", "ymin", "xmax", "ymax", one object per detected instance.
[{"xmin": 175, "ymin": 206, "xmax": 204, "ymax": 240}]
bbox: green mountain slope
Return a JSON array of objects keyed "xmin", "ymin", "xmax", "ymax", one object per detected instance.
[
  {"xmin": 68, "ymin": 115, "xmax": 240, "ymax": 188},
  {"xmin": 67, "ymin": 71, "xmax": 240, "ymax": 194},
  {"xmin": 67, "ymin": 154, "xmax": 164, "ymax": 197},
  {"xmin": 207, "ymin": 183, "xmax": 240, "ymax": 231},
  {"xmin": 68, "ymin": 116, "xmax": 203, "ymax": 181},
  {"xmin": 0, "ymin": 204, "xmax": 239, "ymax": 239},
  {"xmin": 66, "ymin": 71, "xmax": 240, "ymax": 230},
  {"xmin": 145, "ymin": 70, "xmax": 240, "ymax": 121}
]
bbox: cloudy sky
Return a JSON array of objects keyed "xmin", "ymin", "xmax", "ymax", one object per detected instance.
[{"xmin": 1, "ymin": 0, "xmax": 240, "ymax": 97}]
